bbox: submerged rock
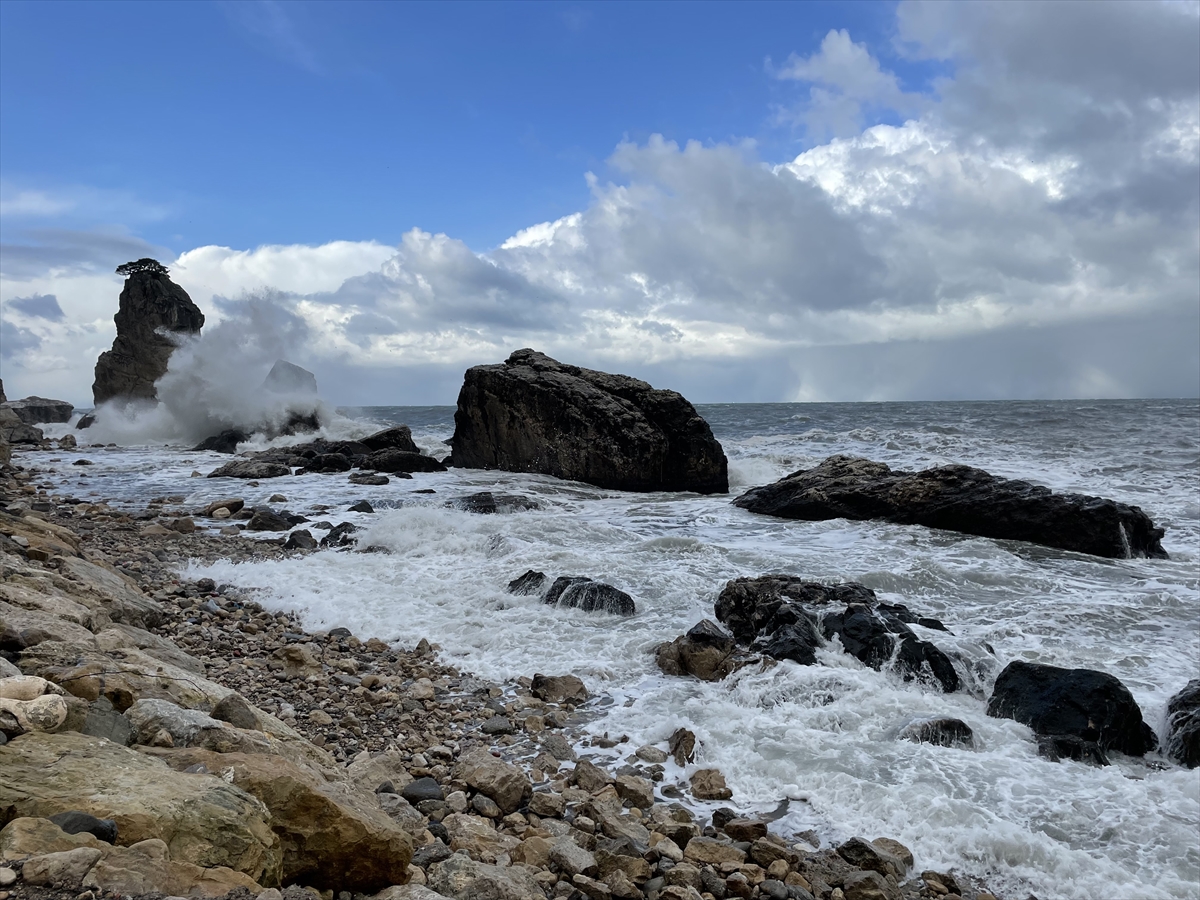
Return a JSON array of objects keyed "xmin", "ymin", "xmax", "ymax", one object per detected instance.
[
  {"xmin": 986, "ymin": 660, "xmax": 1157, "ymax": 758},
  {"xmin": 451, "ymin": 491, "xmax": 539, "ymax": 514},
  {"xmin": 193, "ymin": 429, "xmax": 249, "ymax": 454},
  {"xmin": 544, "ymin": 576, "xmax": 636, "ymax": 615},
  {"xmin": 507, "ymin": 570, "xmax": 547, "ymax": 595},
  {"xmin": 92, "ymin": 262, "xmax": 205, "ymax": 407},
  {"xmin": 734, "ymin": 454, "xmax": 1168, "ymax": 559},
  {"xmin": 1165, "ymin": 679, "xmax": 1200, "ymax": 768},
  {"xmin": 449, "ymin": 348, "xmax": 728, "ymax": 494},
  {"xmin": 897, "ymin": 717, "xmax": 975, "ymax": 749}
]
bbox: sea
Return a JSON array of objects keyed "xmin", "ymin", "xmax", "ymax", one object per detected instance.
[{"xmin": 31, "ymin": 399, "xmax": 1200, "ymax": 900}]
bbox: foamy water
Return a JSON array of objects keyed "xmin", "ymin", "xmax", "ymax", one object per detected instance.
[{"xmin": 28, "ymin": 400, "xmax": 1200, "ymax": 900}]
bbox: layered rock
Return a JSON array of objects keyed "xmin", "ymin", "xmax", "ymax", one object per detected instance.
[
  {"xmin": 986, "ymin": 660, "xmax": 1157, "ymax": 760},
  {"xmin": 449, "ymin": 349, "xmax": 728, "ymax": 494},
  {"xmin": 92, "ymin": 263, "xmax": 205, "ymax": 406},
  {"xmin": 734, "ymin": 455, "xmax": 1168, "ymax": 559},
  {"xmin": 1, "ymin": 396, "xmax": 74, "ymax": 425}
]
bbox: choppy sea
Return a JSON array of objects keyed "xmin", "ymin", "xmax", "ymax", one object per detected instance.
[{"xmin": 33, "ymin": 399, "xmax": 1200, "ymax": 900}]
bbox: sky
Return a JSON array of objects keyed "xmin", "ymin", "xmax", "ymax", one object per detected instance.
[{"xmin": 1, "ymin": 0, "xmax": 1197, "ymax": 407}]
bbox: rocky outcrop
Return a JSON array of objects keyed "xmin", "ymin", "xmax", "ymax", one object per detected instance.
[
  {"xmin": 1164, "ymin": 680, "xmax": 1200, "ymax": 768},
  {"xmin": 0, "ymin": 407, "xmax": 42, "ymax": 445},
  {"xmin": 505, "ymin": 570, "xmax": 637, "ymax": 615},
  {"xmin": 92, "ymin": 265, "xmax": 205, "ymax": 406},
  {"xmin": 734, "ymin": 455, "xmax": 1168, "ymax": 559},
  {"xmin": 449, "ymin": 349, "xmax": 728, "ymax": 494},
  {"xmin": 1, "ymin": 396, "xmax": 74, "ymax": 425},
  {"xmin": 709, "ymin": 575, "xmax": 961, "ymax": 692},
  {"xmin": 655, "ymin": 620, "xmax": 757, "ymax": 682},
  {"xmin": 986, "ymin": 660, "xmax": 1157, "ymax": 759}
]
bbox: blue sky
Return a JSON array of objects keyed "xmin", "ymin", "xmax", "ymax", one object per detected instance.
[{"xmin": 1, "ymin": 1, "xmax": 1197, "ymax": 407}]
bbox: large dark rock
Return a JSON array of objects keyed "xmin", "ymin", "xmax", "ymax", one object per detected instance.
[
  {"xmin": 92, "ymin": 267, "xmax": 204, "ymax": 406},
  {"xmin": 449, "ymin": 349, "xmax": 728, "ymax": 494},
  {"xmin": 987, "ymin": 660, "xmax": 1157, "ymax": 757},
  {"xmin": 1165, "ymin": 679, "xmax": 1200, "ymax": 768},
  {"xmin": 0, "ymin": 407, "xmax": 42, "ymax": 444},
  {"xmin": 544, "ymin": 576, "xmax": 636, "ymax": 615},
  {"xmin": 245, "ymin": 507, "xmax": 293, "ymax": 531},
  {"xmin": 193, "ymin": 429, "xmax": 249, "ymax": 454},
  {"xmin": 360, "ymin": 426, "xmax": 420, "ymax": 453},
  {"xmin": 362, "ymin": 449, "xmax": 446, "ymax": 474},
  {"xmin": 2, "ymin": 396, "xmax": 74, "ymax": 424},
  {"xmin": 263, "ymin": 359, "xmax": 318, "ymax": 395},
  {"xmin": 897, "ymin": 717, "xmax": 975, "ymax": 749},
  {"xmin": 712, "ymin": 575, "xmax": 959, "ymax": 691},
  {"xmin": 207, "ymin": 460, "xmax": 291, "ymax": 479},
  {"xmin": 734, "ymin": 455, "xmax": 1168, "ymax": 560}
]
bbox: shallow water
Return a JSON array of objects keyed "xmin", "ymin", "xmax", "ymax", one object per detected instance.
[{"xmin": 31, "ymin": 399, "xmax": 1200, "ymax": 899}]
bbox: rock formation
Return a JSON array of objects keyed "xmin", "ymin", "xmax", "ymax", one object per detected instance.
[
  {"xmin": 1165, "ymin": 679, "xmax": 1199, "ymax": 768},
  {"xmin": 734, "ymin": 455, "xmax": 1168, "ymax": 559},
  {"xmin": 986, "ymin": 660, "xmax": 1157, "ymax": 761},
  {"xmin": 0, "ymin": 407, "xmax": 42, "ymax": 445},
  {"xmin": 449, "ymin": 349, "xmax": 728, "ymax": 494},
  {"xmin": 505, "ymin": 570, "xmax": 637, "ymax": 615},
  {"xmin": 1, "ymin": 396, "xmax": 74, "ymax": 425},
  {"xmin": 92, "ymin": 262, "xmax": 204, "ymax": 406}
]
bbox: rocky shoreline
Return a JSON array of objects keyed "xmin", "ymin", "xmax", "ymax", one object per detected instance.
[{"xmin": 0, "ymin": 444, "xmax": 1011, "ymax": 900}]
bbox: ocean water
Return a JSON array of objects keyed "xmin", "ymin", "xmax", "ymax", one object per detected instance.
[{"xmin": 32, "ymin": 399, "xmax": 1200, "ymax": 899}]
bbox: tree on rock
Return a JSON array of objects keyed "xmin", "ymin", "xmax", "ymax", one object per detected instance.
[{"xmin": 115, "ymin": 258, "xmax": 170, "ymax": 278}]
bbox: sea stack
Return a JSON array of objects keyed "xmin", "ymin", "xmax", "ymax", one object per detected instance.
[
  {"xmin": 449, "ymin": 348, "xmax": 728, "ymax": 494},
  {"xmin": 92, "ymin": 258, "xmax": 205, "ymax": 407}
]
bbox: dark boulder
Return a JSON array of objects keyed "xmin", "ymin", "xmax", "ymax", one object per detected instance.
[
  {"xmin": 360, "ymin": 426, "xmax": 420, "ymax": 453},
  {"xmin": 245, "ymin": 507, "xmax": 293, "ymax": 532},
  {"xmin": 450, "ymin": 491, "xmax": 540, "ymax": 514},
  {"xmin": 193, "ymin": 429, "xmax": 249, "ymax": 454},
  {"xmin": 656, "ymin": 619, "xmax": 753, "ymax": 681},
  {"xmin": 48, "ymin": 811, "xmax": 118, "ymax": 844},
  {"xmin": 2, "ymin": 396, "xmax": 74, "ymax": 425},
  {"xmin": 544, "ymin": 576, "xmax": 636, "ymax": 615},
  {"xmin": 1036, "ymin": 734, "xmax": 1110, "ymax": 766},
  {"xmin": 348, "ymin": 500, "xmax": 374, "ymax": 513},
  {"xmin": 897, "ymin": 717, "xmax": 975, "ymax": 749},
  {"xmin": 448, "ymin": 348, "xmax": 728, "ymax": 494},
  {"xmin": 507, "ymin": 570, "xmax": 547, "ymax": 595},
  {"xmin": 713, "ymin": 575, "xmax": 960, "ymax": 692},
  {"xmin": 320, "ymin": 522, "xmax": 358, "ymax": 548},
  {"xmin": 1165, "ymin": 679, "xmax": 1200, "ymax": 768},
  {"xmin": 349, "ymin": 472, "xmax": 392, "ymax": 486},
  {"xmin": 207, "ymin": 460, "xmax": 291, "ymax": 479},
  {"xmin": 93, "ymin": 266, "xmax": 205, "ymax": 406},
  {"xmin": 283, "ymin": 529, "xmax": 318, "ymax": 551},
  {"xmin": 76, "ymin": 413, "xmax": 96, "ymax": 429},
  {"xmin": 300, "ymin": 453, "xmax": 353, "ymax": 474},
  {"xmin": 986, "ymin": 660, "xmax": 1157, "ymax": 757},
  {"xmin": 734, "ymin": 455, "xmax": 1168, "ymax": 559},
  {"xmin": 362, "ymin": 449, "xmax": 446, "ymax": 474}
]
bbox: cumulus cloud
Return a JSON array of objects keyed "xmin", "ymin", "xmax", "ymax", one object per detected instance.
[{"xmin": 1, "ymin": 0, "xmax": 1196, "ymax": 405}]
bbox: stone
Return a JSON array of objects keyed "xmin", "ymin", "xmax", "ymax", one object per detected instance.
[
  {"xmin": 373, "ymin": 886, "xmax": 445, "ymax": 900},
  {"xmin": 441, "ymin": 814, "xmax": 519, "ymax": 862},
  {"xmin": 0, "ymin": 693, "xmax": 68, "ymax": 736},
  {"xmin": 83, "ymin": 840, "xmax": 261, "ymax": 896},
  {"xmin": 362, "ymin": 449, "xmax": 447, "ymax": 474},
  {"xmin": 550, "ymin": 836, "xmax": 599, "ymax": 877},
  {"xmin": 246, "ymin": 507, "xmax": 294, "ymax": 531},
  {"xmin": 2, "ymin": 396, "xmax": 74, "ymax": 425},
  {"xmin": 544, "ymin": 576, "xmax": 636, "ymax": 615},
  {"xmin": 656, "ymin": 619, "xmax": 750, "ymax": 681},
  {"xmin": 529, "ymin": 790, "xmax": 566, "ymax": 818},
  {"xmin": 360, "ymin": 426, "xmax": 421, "ymax": 453},
  {"xmin": 21, "ymin": 846, "xmax": 103, "ymax": 888},
  {"xmin": 1165, "ymin": 679, "xmax": 1200, "ymax": 768},
  {"xmin": 350, "ymin": 472, "xmax": 391, "ymax": 485},
  {"xmin": 402, "ymin": 776, "xmax": 444, "ymax": 804},
  {"xmin": 208, "ymin": 460, "xmax": 291, "ymax": 479},
  {"xmin": 531, "ymin": 673, "xmax": 589, "ymax": 704},
  {"xmin": 722, "ymin": 818, "xmax": 768, "ymax": 842},
  {"xmin": 92, "ymin": 264, "xmax": 205, "ymax": 406},
  {"xmin": 987, "ymin": 660, "xmax": 1157, "ymax": 757},
  {"xmin": 449, "ymin": 349, "xmax": 728, "ymax": 494},
  {"xmin": 897, "ymin": 717, "xmax": 975, "ymax": 748},
  {"xmin": 0, "ymin": 732, "xmax": 280, "ymax": 883},
  {"xmin": 471, "ymin": 793, "xmax": 503, "ymax": 818},
  {"xmin": 211, "ymin": 693, "xmax": 261, "ymax": 731},
  {"xmin": 689, "ymin": 768, "xmax": 731, "ymax": 801},
  {"xmin": 573, "ymin": 758, "xmax": 615, "ymax": 793},
  {"xmin": 614, "ymin": 775, "xmax": 654, "ymax": 809},
  {"xmin": 0, "ymin": 817, "xmax": 104, "ymax": 860},
  {"xmin": 0, "ymin": 406, "xmax": 42, "ymax": 444},
  {"xmin": 668, "ymin": 728, "xmax": 696, "ymax": 766},
  {"xmin": 283, "ymin": 529, "xmax": 318, "ymax": 550},
  {"xmin": 870, "ymin": 838, "xmax": 913, "ymax": 869},
  {"xmin": 426, "ymin": 851, "xmax": 543, "ymax": 899},
  {"xmin": 0, "ymin": 866, "xmax": 14, "ymax": 886},
  {"xmin": 157, "ymin": 748, "xmax": 413, "ymax": 892},
  {"xmin": 837, "ymin": 837, "xmax": 905, "ymax": 878},
  {"xmin": 345, "ymin": 751, "xmax": 415, "ymax": 797},
  {"xmin": 349, "ymin": 499, "xmax": 374, "ymax": 513},
  {"xmin": 1036, "ymin": 734, "xmax": 1110, "ymax": 765},
  {"xmin": 683, "ymin": 837, "xmax": 745, "ymax": 865},
  {"xmin": 734, "ymin": 454, "xmax": 1168, "ymax": 559},
  {"xmin": 507, "ymin": 570, "xmax": 547, "ymax": 596},
  {"xmin": 841, "ymin": 870, "xmax": 895, "ymax": 900},
  {"xmin": 194, "ymin": 430, "xmax": 250, "ymax": 454},
  {"xmin": 264, "ymin": 359, "xmax": 318, "ymax": 395},
  {"xmin": 452, "ymin": 749, "xmax": 532, "ymax": 814},
  {"xmin": 635, "ymin": 745, "xmax": 668, "ymax": 764},
  {"xmin": 49, "ymin": 811, "xmax": 118, "ymax": 843}
]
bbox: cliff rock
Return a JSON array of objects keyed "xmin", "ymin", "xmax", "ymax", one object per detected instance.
[
  {"xmin": 2, "ymin": 396, "xmax": 74, "ymax": 425},
  {"xmin": 449, "ymin": 349, "xmax": 728, "ymax": 494},
  {"xmin": 92, "ymin": 268, "xmax": 204, "ymax": 406}
]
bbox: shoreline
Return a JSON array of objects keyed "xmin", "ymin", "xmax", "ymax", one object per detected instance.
[{"xmin": 2, "ymin": 441, "xmax": 1008, "ymax": 899}]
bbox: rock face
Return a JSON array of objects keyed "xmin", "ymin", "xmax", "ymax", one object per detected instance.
[
  {"xmin": 986, "ymin": 660, "xmax": 1157, "ymax": 758},
  {"xmin": 734, "ymin": 455, "xmax": 1168, "ymax": 559},
  {"xmin": 449, "ymin": 349, "xmax": 728, "ymax": 494},
  {"xmin": 711, "ymin": 576, "xmax": 960, "ymax": 692},
  {"xmin": 1165, "ymin": 680, "xmax": 1200, "ymax": 768},
  {"xmin": 1, "ymin": 396, "xmax": 74, "ymax": 425},
  {"xmin": 92, "ymin": 267, "xmax": 205, "ymax": 406},
  {"xmin": 0, "ymin": 407, "xmax": 42, "ymax": 444}
]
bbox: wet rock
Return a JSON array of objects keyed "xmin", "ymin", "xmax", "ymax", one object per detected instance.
[
  {"xmin": 349, "ymin": 499, "xmax": 374, "ymax": 513},
  {"xmin": 1036, "ymin": 734, "xmax": 1110, "ymax": 765},
  {"xmin": 734, "ymin": 454, "xmax": 1168, "ymax": 559},
  {"xmin": 668, "ymin": 728, "xmax": 696, "ymax": 766},
  {"xmin": 363, "ymin": 449, "xmax": 446, "ymax": 474},
  {"xmin": 1165, "ymin": 679, "xmax": 1200, "ymax": 768},
  {"xmin": 987, "ymin": 660, "xmax": 1157, "ymax": 757},
  {"xmin": 449, "ymin": 348, "xmax": 728, "ymax": 494},
  {"xmin": 243, "ymin": 507, "xmax": 293, "ymax": 532},
  {"xmin": 837, "ymin": 836, "xmax": 906, "ymax": 878},
  {"xmin": 689, "ymin": 769, "xmax": 731, "ymax": 801},
  {"xmin": 507, "ymin": 570, "xmax": 547, "ymax": 596},
  {"xmin": 655, "ymin": 619, "xmax": 750, "ymax": 682},
  {"xmin": 360, "ymin": 426, "xmax": 420, "ymax": 453},
  {"xmin": 92, "ymin": 263, "xmax": 205, "ymax": 406},
  {"xmin": 897, "ymin": 717, "xmax": 975, "ymax": 748},
  {"xmin": 453, "ymin": 749, "xmax": 531, "ymax": 814},
  {"xmin": 283, "ymin": 529, "xmax": 318, "ymax": 551},
  {"xmin": 2, "ymin": 396, "xmax": 74, "ymax": 425},
  {"xmin": 301, "ymin": 454, "xmax": 353, "ymax": 474},
  {"xmin": 823, "ymin": 604, "xmax": 959, "ymax": 693},
  {"xmin": 320, "ymin": 522, "xmax": 358, "ymax": 548},
  {"xmin": 350, "ymin": 472, "xmax": 391, "ymax": 485},
  {"xmin": 208, "ymin": 460, "xmax": 291, "ymax": 480},
  {"xmin": 530, "ymin": 673, "xmax": 588, "ymax": 704},
  {"xmin": 544, "ymin": 576, "xmax": 636, "ymax": 615},
  {"xmin": 451, "ymin": 491, "xmax": 540, "ymax": 514},
  {"xmin": 842, "ymin": 870, "xmax": 896, "ymax": 900},
  {"xmin": 193, "ymin": 430, "xmax": 249, "ymax": 454}
]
